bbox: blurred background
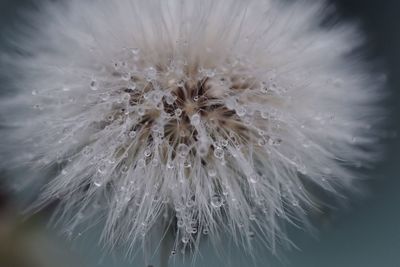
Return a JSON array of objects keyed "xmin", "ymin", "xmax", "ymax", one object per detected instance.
[{"xmin": 0, "ymin": 0, "xmax": 399, "ymax": 266}]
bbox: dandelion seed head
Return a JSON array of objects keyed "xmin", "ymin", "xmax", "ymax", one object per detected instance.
[{"xmin": 0, "ymin": 0, "xmax": 384, "ymax": 259}]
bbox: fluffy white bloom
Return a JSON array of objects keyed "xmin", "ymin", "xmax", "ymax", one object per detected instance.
[{"xmin": 0, "ymin": 0, "xmax": 383, "ymax": 261}]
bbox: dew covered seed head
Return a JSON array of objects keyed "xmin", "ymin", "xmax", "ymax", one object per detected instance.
[{"xmin": 0, "ymin": 0, "xmax": 384, "ymax": 259}]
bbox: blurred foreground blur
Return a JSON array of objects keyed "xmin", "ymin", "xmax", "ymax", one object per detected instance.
[{"xmin": 0, "ymin": 190, "xmax": 82, "ymax": 267}]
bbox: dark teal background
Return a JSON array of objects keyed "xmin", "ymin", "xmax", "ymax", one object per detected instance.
[{"xmin": 0, "ymin": 0, "xmax": 399, "ymax": 266}]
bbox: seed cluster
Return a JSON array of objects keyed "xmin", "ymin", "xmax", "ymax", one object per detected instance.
[
  {"xmin": 3, "ymin": 0, "xmax": 380, "ymax": 259},
  {"xmin": 90, "ymin": 50, "xmax": 285, "ymax": 181}
]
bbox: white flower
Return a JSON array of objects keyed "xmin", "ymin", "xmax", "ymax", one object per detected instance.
[{"xmin": 0, "ymin": 0, "xmax": 384, "ymax": 260}]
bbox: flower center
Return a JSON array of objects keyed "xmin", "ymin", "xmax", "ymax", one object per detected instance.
[{"xmin": 100, "ymin": 58, "xmax": 271, "ymax": 167}]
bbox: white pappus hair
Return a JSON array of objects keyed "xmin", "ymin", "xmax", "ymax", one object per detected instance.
[{"xmin": 0, "ymin": 0, "xmax": 384, "ymax": 262}]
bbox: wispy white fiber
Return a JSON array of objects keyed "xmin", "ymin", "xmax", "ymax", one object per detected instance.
[{"xmin": 0, "ymin": 0, "xmax": 384, "ymax": 260}]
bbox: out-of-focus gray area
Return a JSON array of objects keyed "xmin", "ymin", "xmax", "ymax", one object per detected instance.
[{"xmin": 0, "ymin": 0, "xmax": 399, "ymax": 266}]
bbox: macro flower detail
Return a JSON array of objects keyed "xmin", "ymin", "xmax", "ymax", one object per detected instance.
[{"xmin": 0, "ymin": 0, "xmax": 383, "ymax": 261}]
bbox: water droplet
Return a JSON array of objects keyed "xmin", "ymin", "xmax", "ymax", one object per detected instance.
[
  {"xmin": 137, "ymin": 159, "xmax": 146, "ymax": 168},
  {"xmin": 182, "ymin": 236, "xmax": 190, "ymax": 244},
  {"xmin": 211, "ymin": 195, "xmax": 223, "ymax": 208},
  {"xmin": 144, "ymin": 149, "xmax": 152, "ymax": 157},
  {"xmin": 33, "ymin": 104, "xmax": 42, "ymax": 110},
  {"xmin": 106, "ymin": 115, "xmax": 114, "ymax": 122},
  {"xmin": 257, "ymin": 138, "xmax": 266, "ymax": 146},
  {"xmin": 179, "ymin": 129, "xmax": 188, "ymax": 137},
  {"xmin": 151, "ymin": 124, "xmax": 161, "ymax": 133},
  {"xmin": 90, "ymin": 80, "xmax": 98, "ymax": 90},
  {"xmin": 204, "ymin": 69, "xmax": 215, "ymax": 77},
  {"xmin": 145, "ymin": 67, "xmax": 157, "ymax": 81},
  {"xmin": 261, "ymin": 111, "xmax": 269, "ymax": 119},
  {"xmin": 247, "ymin": 231, "xmax": 255, "ymax": 239},
  {"xmin": 207, "ymin": 168, "xmax": 217, "ymax": 177},
  {"xmin": 249, "ymin": 174, "xmax": 259, "ymax": 184},
  {"xmin": 151, "ymin": 91, "xmax": 163, "ymax": 104},
  {"xmin": 260, "ymin": 84, "xmax": 269, "ymax": 94},
  {"xmin": 235, "ymin": 106, "xmax": 246, "ymax": 117},
  {"xmin": 100, "ymin": 93, "xmax": 110, "ymax": 101},
  {"xmin": 165, "ymin": 94, "xmax": 176, "ymax": 105},
  {"xmin": 221, "ymin": 139, "xmax": 228, "ymax": 147},
  {"xmin": 128, "ymin": 83, "xmax": 137, "ymax": 91},
  {"xmin": 298, "ymin": 165, "xmax": 307, "ymax": 175},
  {"xmin": 177, "ymin": 80, "xmax": 185, "ymax": 87},
  {"xmin": 121, "ymin": 164, "xmax": 129, "ymax": 173},
  {"xmin": 129, "ymin": 130, "xmax": 137, "ymax": 138},
  {"xmin": 171, "ymin": 250, "xmax": 176, "ymax": 256},
  {"xmin": 175, "ymin": 108, "xmax": 182, "ymax": 117},
  {"xmin": 97, "ymin": 164, "xmax": 106, "ymax": 174},
  {"xmin": 203, "ymin": 228, "xmax": 209, "ymax": 235},
  {"xmin": 177, "ymin": 144, "xmax": 190, "ymax": 158},
  {"xmin": 213, "ymin": 148, "xmax": 224, "ymax": 159},
  {"xmin": 166, "ymin": 161, "xmax": 174, "ymax": 169},
  {"xmin": 183, "ymin": 160, "xmax": 191, "ymax": 168},
  {"xmin": 138, "ymin": 107, "xmax": 145, "ymax": 116},
  {"xmin": 225, "ymin": 98, "xmax": 237, "ymax": 110},
  {"xmin": 156, "ymin": 102, "xmax": 163, "ymax": 110},
  {"xmin": 82, "ymin": 146, "xmax": 93, "ymax": 156},
  {"xmin": 131, "ymin": 48, "xmax": 140, "ymax": 55},
  {"xmin": 271, "ymin": 138, "xmax": 282, "ymax": 146},
  {"xmin": 175, "ymin": 203, "xmax": 184, "ymax": 212},
  {"xmin": 190, "ymin": 114, "xmax": 200, "ymax": 126},
  {"xmin": 121, "ymin": 72, "xmax": 131, "ymax": 81},
  {"xmin": 198, "ymin": 144, "xmax": 209, "ymax": 156},
  {"xmin": 208, "ymin": 118, "xmax": 218, "ymax": 127},
  {"xmin": 186, "ymin": 199, "xmax": 195, "ymax": 208}
]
